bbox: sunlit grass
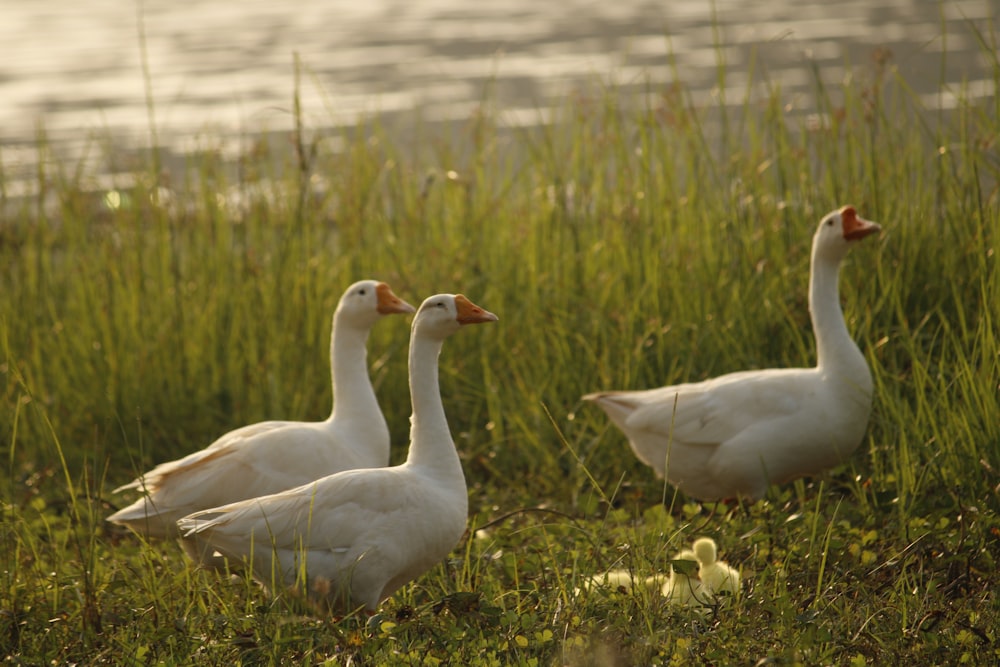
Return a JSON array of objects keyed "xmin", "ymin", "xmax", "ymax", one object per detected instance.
[{"xmin": 1, "ymin": 27, "xmax": 998, "ymax": 664}]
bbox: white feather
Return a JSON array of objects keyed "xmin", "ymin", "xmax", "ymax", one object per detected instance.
[
  {"xmin": 178, "ymin": 294, "xmax": 498, "ymax": 614},
  {"xmin": 107, "ymin": 280, "xmax": 414, "ymax": 541},
  {"xmin": 584, "ymin": 207, "xmax": 881, "ymax": 500}
]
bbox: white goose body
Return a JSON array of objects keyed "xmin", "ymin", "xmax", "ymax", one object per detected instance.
[
  {"xmin": 177, "ymin": 294, "xmax": 498, "ymax": 614},
  {"xmin": 107, "ymin": 280, "xmax": 414, "ymax": 540},
  {"xmin": 585, "ymin": 207, "xmax": 880, "ymax": 501}
]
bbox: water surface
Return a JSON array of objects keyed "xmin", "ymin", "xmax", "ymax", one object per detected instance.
[{"xmin": 1, "ymin": 0, "xmax": 994, "ymax": 190}]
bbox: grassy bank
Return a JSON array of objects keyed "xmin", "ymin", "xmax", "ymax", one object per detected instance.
[{"xmin": 2, "ymin": 33, "xmax": 999, "ymax": 665}]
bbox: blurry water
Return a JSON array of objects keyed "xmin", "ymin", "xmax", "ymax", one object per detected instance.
[{"xmin": 1, "ymin": 0, "xmax": 995, "ymax": 191}]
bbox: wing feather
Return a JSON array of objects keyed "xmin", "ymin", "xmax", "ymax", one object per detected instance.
[{"xmin": 625, "ymin": 370, "xmax": 809, "ymax": 446}]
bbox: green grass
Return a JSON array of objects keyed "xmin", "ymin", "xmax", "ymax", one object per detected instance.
[{"xmin": 2, "ymin": 30, "xmax": 999, "ymax": 665}]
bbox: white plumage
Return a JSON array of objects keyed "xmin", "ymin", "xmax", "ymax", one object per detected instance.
[
  {"xmin": 584, "ymin": 206, "xmax": 881, "ymax": 500},
  {"xmin": 107, "ymin": 280, "xmax": 414, "ymax": 541},
  {"xmin": 177, "ymin": 294, "xmax": 498, "ymax": 614}
]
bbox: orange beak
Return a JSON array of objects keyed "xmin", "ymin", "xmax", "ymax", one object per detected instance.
[
  {"xmin": 375, "ymin": 283, "xmax": 417, "ymax": 315},
  {"xmin": 454, "ymin": 295, "xmax": 499, "ymax": 325},
  {"xmin": 841, "ymin": 206, "xmax": 882, "ymax": 241}
]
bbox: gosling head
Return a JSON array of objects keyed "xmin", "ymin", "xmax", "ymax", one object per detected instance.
[{"xmin": 692, "ymin": 537, "xmax": 718, "ymax": 566}]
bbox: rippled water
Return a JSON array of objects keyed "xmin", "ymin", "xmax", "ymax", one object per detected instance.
[{"xmin": 1, "ymin": 0, "xmax": 995, "ymax": 190}]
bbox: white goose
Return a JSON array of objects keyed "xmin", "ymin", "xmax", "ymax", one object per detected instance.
[
  {"xmin": 177, "ymin": 294, "xmax": 498, "ymax": 614},
  {"xmin": 108, "ymin": 280, "xmax": 415, "ymax": 540},
  {"xmin": 584, "ymin": 206, "xmax": 881, "ymax": 500}
]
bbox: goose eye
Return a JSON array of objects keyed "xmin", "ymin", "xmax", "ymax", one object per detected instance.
[
  {"xmin": 358, "ymin": 289, "xmax": 367, "ymax": 295},
  {"xmin": 826, "ymin": 219, "xmax": 834, "ymax": 227}
]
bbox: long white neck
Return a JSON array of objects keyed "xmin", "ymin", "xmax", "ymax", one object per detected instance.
[
  {"xmin": 403, "ymin": 332, "xmax": 463, "ymax": 479},
  {"xmin": 809, "ymin": 247, "xmax": 869, "ymax": 388},
  {"xmin": 326, "ymin": 314, "xmax": 385, "ymax": 434}
]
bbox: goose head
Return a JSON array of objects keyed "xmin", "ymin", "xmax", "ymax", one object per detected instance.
[
  {"xmin": 414, "ymin": 294, "xmax": 499, "ymax": 340},
  {"xmin": 813, "ymin": 206, "xmax": 881, "ymax": 262},
  {"xmin": 338, "ymin": 280, "xmax": 416, "ymax": 327}
]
